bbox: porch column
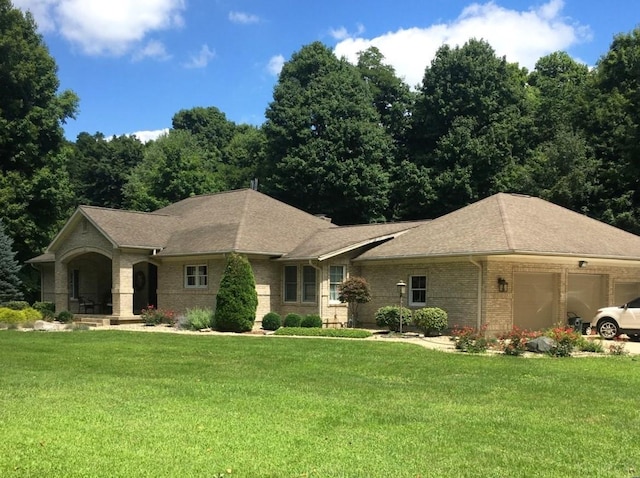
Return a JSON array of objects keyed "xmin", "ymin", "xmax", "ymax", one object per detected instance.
[
  {"xmin": 54, "ymin": 260, "xmax": 68, "ymax": 314},
  {"xmin": 111, "ymin": 250, "xmax": 134, "ymax": 319}
]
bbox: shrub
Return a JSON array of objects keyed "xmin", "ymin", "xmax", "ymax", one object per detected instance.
[
  {"xmin": 450, "ymin": 326, "xmax": 491, "ymax": 353},
  {"xmin": 184, "ymin": 307, "xmax": 214, "ymax": 330},
  {"xmin": 141, "ymin": 305, "xmax": 175, "ymax": 326},
  {"xmin": 412, "ymin": 307, "xmax": 448, "ymax": 336},
  {"xmin": 498, "ymin": 326, "xmax": 540, "ymax": 356},
  {"xmin": 3, "ymin": 300, "xmax": 30, "ymax": 310},
  {"xmin": 22, "ymin": 307, "xmax": 43, "ymax": 322},
  {"xmin": 301, "ymin": 314, "xmax": 323, "ymax": 328},
  {"xmin": 609, "ymin": 337, "xmax": 628, "ymax": 356},
  {"xmin": 261, "ymin": 312, "xmax": 282, "ymax": 331},
  {"xmin": 283, "ymin": 313, "xmax": 302, "ymax": 328},
  {"xmin": 545, "ymin": 326, "xmax": 581, "ymax": 357},
  {"xmin": 578, "ymin": 337, "xmax": 604, "ymax": 353},
  {"xmin": 274, "ymin": 327, "xmax": 372, "ymax": 338},
  {"xmin": 374, "ymin": 306, "xmax": 412, "ymax": 332},
  {"xmin": 214, "ymin": 253, "xmax": 258, "ymax": 333},
  {"xmin": 0, "ymin": 307, "xmax": 26, "ymax": 325},
  {"xmin": 56, "ymin": 310, "xmax": 74, "ymax": 323},
  {"xmin": 33, "ymin": 301, "xmax": 55, "ymax": 319}
]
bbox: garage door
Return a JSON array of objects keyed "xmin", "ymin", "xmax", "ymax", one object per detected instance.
[
  {"xmin": 513, "ymin": 272, "xmax": 557, "ymax": 330},
  {"xmin": 567, "ymin": 274, "xmax": 605, "ymax": 325}
]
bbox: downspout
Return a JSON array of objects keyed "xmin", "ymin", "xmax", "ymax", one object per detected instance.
[
  {"xmin": 308, "ymin": 260, "xmax": 323, "ymax": 321},
  {"xmin": 469, "ymin": 257, "xmax": 482, "ymax": 330}
]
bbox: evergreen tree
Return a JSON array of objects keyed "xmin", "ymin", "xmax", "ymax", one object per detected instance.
[
  {"xmin": 0, "ymin": 220, "xmax": 23, "ymax": 302},
  {"xmin": 214, "ymin": 253, "xmax": 258, "ymax": 333}
]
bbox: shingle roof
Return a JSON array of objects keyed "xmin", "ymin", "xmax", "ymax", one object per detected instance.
[
  {"xmin": 77, "ymin": 189, "xmax": 335, "ymax": 256},
  {"xmin": 356, "ymin": 193, "xmax": 640, "ymax": 260},
  {"xmin": 282, "ymin": 221, "xmax": 428, "ymax": 261}
]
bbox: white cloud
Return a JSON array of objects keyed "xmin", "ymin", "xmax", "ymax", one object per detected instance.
[
  {"xmin": 330, "ymin": 23, "xmax": 365, "ymax": 41},
  {"xmin": 129, "ymin": 128, "xmax": 169, "ymax": 143},
  {"xmin": 14, "ymin": 0, "xmax": 186, "ymax": 57},
  {"xmin": 183, "ymin": 44, "xmax": 216, "ymax": 69},
  {"xmin": 267, "ymin": 54, "xmax": 285, "ymax": 76},
  {"xmin": 228, "ymin": 11, "xmax": 260, "ymax": 25},
  {"xmin": 132, "ymin": 40, "xmax": 171, "ymax": 62},
  {"xmin": 334, "ymin": 0, "xmax": 591, "ymax": 88}
]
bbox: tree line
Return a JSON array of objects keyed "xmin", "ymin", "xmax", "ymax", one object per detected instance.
[{"xmin": 2, "ymin": 0, "xmax": 640, "ymax": 299}]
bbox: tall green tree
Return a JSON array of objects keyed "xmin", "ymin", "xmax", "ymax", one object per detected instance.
[
  {"xmin": 0, "ymin": 0, "xmax": 78, "ymax": 273},
  {"xmin": 172, "ymin": 106, "xmax": 236, "ymax": 153},
  {"xmin": 0, "ymin": 219, "xmax": 23, "ymax": 301},
  {"xmin": 262, "ymin": 42, "xmax": 393, "ymax": 224},
  {"xmin": 406, "ymin": 39, "xmax": 531, "ymax": 217},
  {"xmin": 123, "ymin": 129, "xmax": 224, "ymax": 211},
  {"xmin": 585, "ymin": 28, "xmax": 640, "ymax": 233},
  {"xmin": 70, "ymin": 132, "xmax": 145, "ymax": 208},
  {"xmin": 214, "ymin": 253, "xmax": 258, "ymax": 333},
  {"xmin": 220, "ymin": 124, "xmax": 265, "ymax": 189}
]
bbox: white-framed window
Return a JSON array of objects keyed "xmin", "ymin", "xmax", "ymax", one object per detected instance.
[
  {"xmin": 185, "ymin": 265, "xmax": 208, "ymax": 288},
  {"xmin": 410, "ymin": 275, "xmax": 427, "ymax": 306},
  {"xmin": 329, "ymin": 265, "xmax": 346, "ymax": 303},
  {"xmin": 284, "ymin": 265, "xmax": 297, "ymax": 302},
  {"xmin": 302, "ymin": 265, "xmax": 317, "ymax": 303}
]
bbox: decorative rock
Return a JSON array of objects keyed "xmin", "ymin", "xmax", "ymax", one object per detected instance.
[
  {"xmin": 526, "ymin": 336, "xmax": 556, "ymax": 353},
  {"xmin": 33, "ymin": 320, "xmax": 63, "ymax": 331}
]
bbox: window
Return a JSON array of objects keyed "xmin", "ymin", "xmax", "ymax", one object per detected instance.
[
  {"xmin": 70, "ymin": 269, "xmax": 80, "ymax": 299},
  {"xmin": 185, "ymin": 265, "xmax": 208, "ymax": 288},
  {"xmin": 329, "ymin": 265, "xmax": 346, "ymax": 303},
  {"xmin": 284, "ymin": 266, "xmax": 297, "ymax": 302},
  {"xmin": 302, "ymin": 266, "xmax": 317, "ymax": 302},
  {"xmin": 410, "ymin": 275, "xmax": 427, "ymax": 306}
]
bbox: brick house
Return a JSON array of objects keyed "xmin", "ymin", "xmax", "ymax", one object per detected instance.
[{"xmin": 28, "ymin": 189, "xmax": 640, "ymax": 333}]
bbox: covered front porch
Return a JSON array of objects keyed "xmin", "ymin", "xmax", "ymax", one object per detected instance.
[{"xmin": 53, "ymin": 248, "xmax": 158, "ymax": 322}]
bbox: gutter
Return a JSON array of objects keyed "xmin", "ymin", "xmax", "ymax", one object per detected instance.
[{"xmin": 468, "ymin": 257, "xmax": 482, "ymax": 329}]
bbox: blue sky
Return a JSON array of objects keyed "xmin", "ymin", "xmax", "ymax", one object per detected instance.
[{"xmin": 13, "ymin": 0, "xmax": 640, "ymax": 142}]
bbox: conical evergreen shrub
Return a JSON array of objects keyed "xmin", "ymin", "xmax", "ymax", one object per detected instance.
[
  {"xmin": 214, "ymin": 253, "xmax": 258, "ymax": 332},
  {"xmin": 0, "ymin": 220, "xmax": 23, "ymax": 302}
]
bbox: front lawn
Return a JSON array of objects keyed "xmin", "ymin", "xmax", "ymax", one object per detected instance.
[{"xmin": 1, "ymin": 331, "xmax": 639, "ymax": 477}]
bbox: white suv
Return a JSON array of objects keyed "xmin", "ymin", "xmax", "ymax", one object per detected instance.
[{"xmin": 592, "ymin": 297, "xmax": 640, "ymax": 339}]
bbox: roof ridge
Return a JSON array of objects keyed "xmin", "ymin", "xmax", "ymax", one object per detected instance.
[
  {"xmin": 80, "ymin": 205, "xmax": 173, "ymax": 218},
  {"xmin": 496, "ymin": 194, "xmax": 515, "ymax": 251}
]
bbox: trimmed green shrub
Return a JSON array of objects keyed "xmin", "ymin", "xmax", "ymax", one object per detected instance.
[
  {"xmin": 283, "ymin": 313, "xmax": 302, "ymax": 328},
  {"xmin": 214, "ymin": 253, "xmax": 258, "ymax": 332},
  {"xmin": 261, "ymin": 312, "xmax": 282, "ymax": 331},
  {"xmin": 374, "ymin": 305, "xmax": 412, "ymax": 332},
  {"xmin": 22, "ymin": 308, "xmax": 43, "ymax": 322},
  {"xmin": 33, "ymin": 301, "xmax": 56, "ymax": 319},
  {"xmin": 0, "ymin": 307, "xmax": 26, "ymax": 325},
  {"xmin": 301, "ymin": 314, "xmax": 323, "ymax": 328},
  {"xmin": 3, "ymin": 300, "xmax": 30, "ymax": 310},
  {"xmin": 274, "ymin": 327, "xmax": 372, "ymax": 338},
  {"xmin": 56, "ymin": 310, "xmax": 74, "ymax": 323},
  {"xmin": 184, "ymin": 307, "xmax": 214, "ymax": 330},
  {"xmin": 412, "ymin": 307, "xmax": 448, "ymax": 336}
]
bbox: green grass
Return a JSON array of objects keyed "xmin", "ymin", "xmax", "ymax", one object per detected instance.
[
  {"xmin": 273, "ymin": 327, "xmax": 372, "ymax": 338},
  {"xmin": 1, "ymin": 330, "xmax": 639, "ymax": 477}
]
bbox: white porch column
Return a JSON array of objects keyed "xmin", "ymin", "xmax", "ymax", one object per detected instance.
[
  {"xmin": 54, "ymin": 260, "xmax": 69, "ymax": 313},
  {"xmin": 111, "ymin": 250, "xmax": 134, "ymax": 319}
]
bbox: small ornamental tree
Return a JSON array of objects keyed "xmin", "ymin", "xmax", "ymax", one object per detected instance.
[
  {"xmin": 214, "ymin": 253, "xmax": 258, "ymax": 332},
  {"xmin": 337, "ymin": 276, "xmax": 371, "ymax": 327},
  {"xmin": 0, "ymin": 220, "xmax": 23, "ymax": 302}
]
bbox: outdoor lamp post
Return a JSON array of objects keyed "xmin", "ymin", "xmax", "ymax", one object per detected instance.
[{"xmin": 396, "ymin": 280, "xmax": 406, "ymax": 334}]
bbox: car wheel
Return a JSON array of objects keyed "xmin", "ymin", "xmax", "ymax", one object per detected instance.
[{"xmin": 597, "ymin": 319, "xmax": 619, "ymax": 340}]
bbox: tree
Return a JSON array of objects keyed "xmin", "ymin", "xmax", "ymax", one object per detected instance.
[
  {"xmin": 0, "ymin": 219, "xmax": 23, "ymax": 302},
  {"xmin": 0, "ymin": 1, "xmax": 78, "ymax": 300},
  {"xmin": 123, "ymin": 129, "xmax": 224, "ymax": 211},
  {"xmin": 70, "ymin": 132, "xmax": 145, "ymax": 208},
  {"xmin": 214, "ymin": 253, "xmax": 258, "ymax": 333},
  {"xmin": 262, "ymin": 42, "xmax": 393, "ymax": 224},
  {"xmin": 0, "ymin": 0, "xmax": 78, "ymax": 176},
  {"xmin": 406, "ymin": 39, "xmax": 531, "ymax": 217},
  {"xmin": 337, "ymin": 276, "xmax": 371, "ymax": 327},
  {"xmin": 172, "ymin": 106, "xmax": 236, "ymax": 153},
  {"xmin": 584, "ymin": 28, "xmax": 640, "ymax": 233}
]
